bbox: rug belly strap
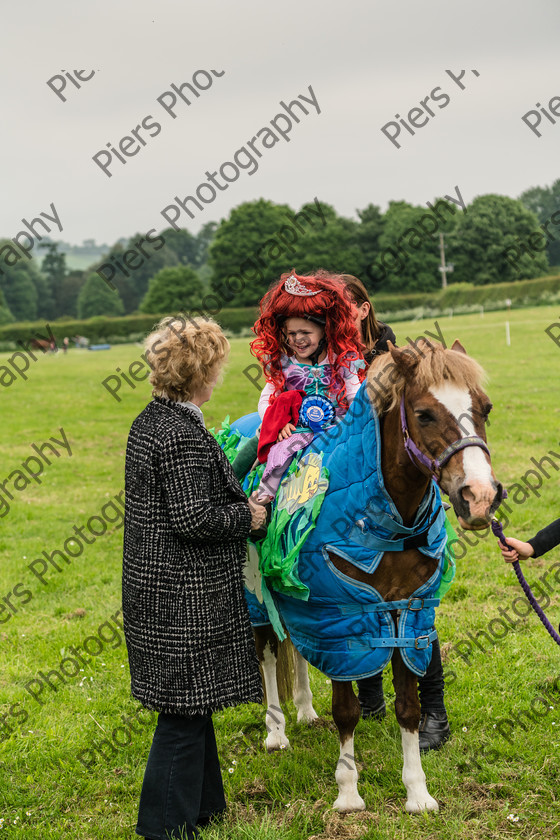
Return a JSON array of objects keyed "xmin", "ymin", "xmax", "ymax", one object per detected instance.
[
  {"xmin": 340, "ymin": 597, "xmax": 440, "ymax": 614},
  {"xmin": 347, "ymin": 629, "xmax": 437, "ymax": 650}
]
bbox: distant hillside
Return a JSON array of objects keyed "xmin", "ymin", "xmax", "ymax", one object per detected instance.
[
  {"xmin": 40, "ymin": 237, "xmax": 114, "ymax": 273},
  {"xmin": 63, "ymin": 250, "xmax": 106, "ymax": 271}
]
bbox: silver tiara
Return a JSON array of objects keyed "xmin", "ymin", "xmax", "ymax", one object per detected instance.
[{"xmin": 284, "ymin": 273, "xmax": 321, "ymax": 297}]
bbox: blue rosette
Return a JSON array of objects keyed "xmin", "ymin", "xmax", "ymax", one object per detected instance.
[{"xmin": 298, "ymin": 394, "xmax": 335, "ymax": 432}]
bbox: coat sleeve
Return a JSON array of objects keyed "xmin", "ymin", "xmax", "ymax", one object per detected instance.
[
  {"xmin": 528, "ymin": 518, "xmax": 560, "ymax": 558},
  {"xmin": 159, "ymin": 430, "xmax": 252, "ymax": 542}
]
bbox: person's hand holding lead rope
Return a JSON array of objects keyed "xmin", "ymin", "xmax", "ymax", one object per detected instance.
[{"xmin": 497, "ymin": 537, "xmax": 535, "ymax": 563}]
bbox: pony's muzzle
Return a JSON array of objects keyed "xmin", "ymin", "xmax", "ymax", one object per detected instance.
[{"xmin": 456, "ymin": 479, "xmax": 502, "ymax": 526}]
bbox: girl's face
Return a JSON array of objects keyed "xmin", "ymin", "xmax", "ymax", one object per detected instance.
[{"xmin": 283, "ymin": 317, "xmax": 325, "ymax": 362}]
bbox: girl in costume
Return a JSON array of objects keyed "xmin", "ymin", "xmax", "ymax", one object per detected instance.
[{"xmin": 251, "ymin": 270, "xmax": 364, "ymax": 501}]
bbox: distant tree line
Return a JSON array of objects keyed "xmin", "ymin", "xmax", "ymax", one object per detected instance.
[{"xmin": 0, "ymin": 179, "xmax": 558, "ymax": 322}]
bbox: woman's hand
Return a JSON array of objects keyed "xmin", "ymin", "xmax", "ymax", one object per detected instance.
[
  {"xmin": 248, "ymin": 493, "xmax": 268, "ymax": 531},
  {"xmin": 498, "ymin": 538, "xmax": 535, "ymax": 563},
  {"xmin": 277, "ymin": 423, "xmax": 296, "ymax": 441}
]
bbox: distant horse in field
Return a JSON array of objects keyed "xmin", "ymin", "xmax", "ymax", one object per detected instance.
[
  {"xmin": 244, "ymin": 340, "xmax": 502, "ymax": 814},
  {"xmin": 29, "ymin": 338, "xmax": 55, "ymax": 353}
]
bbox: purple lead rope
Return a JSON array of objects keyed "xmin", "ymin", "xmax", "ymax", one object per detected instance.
[{"xmin": 491, "ymin": 518, "xmax": 560, "ymax": 647}]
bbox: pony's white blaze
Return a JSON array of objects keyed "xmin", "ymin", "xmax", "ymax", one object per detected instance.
[
  {"xmin": 429, "ymin": 383, "xmax": 492, "ymax": 486},
  {"xmin": 400, "ymin": 729, "xmax": 438, "ymax": 813},
  {"xmin": 261, "ymin": 644, "xmax": 290, "ymax": 752},
  {"xmin": 333, "ymin": 736, "xmax": 366, "ymax": 812}
]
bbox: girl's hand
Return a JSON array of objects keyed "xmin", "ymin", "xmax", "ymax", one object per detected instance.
[
  {"xmin": 248, "ymin": 492, "xmax": 267, "ymax": 530},
  {"xmin": 277, "ymin": 423, "xmax": 296, "ymax": 441},
  {"xmin": 498, "ymin": 538, "xmax": 535, "ymax": 563}
]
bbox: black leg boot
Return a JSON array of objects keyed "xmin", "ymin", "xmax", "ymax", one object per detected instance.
[
  {"xmin": 418, "ymin": 635, "xmax": 450, "ymax": 752},
  {"xmin": 356, "ymin": 673, "xmax": 386, "ymax": 720}
]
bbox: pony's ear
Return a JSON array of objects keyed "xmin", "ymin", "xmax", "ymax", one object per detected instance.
[
  {"xmin": 451, "ymin": 339, "xmax": 467, "ymax": 354},
  {"xmin": 389, "ymin": 342, "xmax": 421, "ymax": 376}
]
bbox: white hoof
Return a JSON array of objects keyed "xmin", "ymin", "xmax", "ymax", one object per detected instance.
[
  {"xmin": 297, "ymin": 706, "xmax": 319, "ymax": 724},
  {"xmin": 265, "ymin": 731, "xmax": 290, "ymax": 752},
  {"xmin": 333, "ymin": 793, "xmax": 366, "ymax": 813},
  {"xmin": 405, "ymin": 793, "xmax": 439, "ymax": 813}
]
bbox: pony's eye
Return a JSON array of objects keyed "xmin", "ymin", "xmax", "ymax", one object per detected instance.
[
  {"xmin": 416, "ymin": 410, "xmax": 435, "ymax": 426},
  {"xmin": 482, "ymin": 403, "xmax": 493, "ymax": 423}
]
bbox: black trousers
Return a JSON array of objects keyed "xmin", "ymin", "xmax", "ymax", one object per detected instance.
[
  {"xmin": 357, "ymin": 635, "xmax": 446, "ymax": 714},
  {"xmin": 136, "ymin": 713, "xmax": 226, "ymax": 840}
]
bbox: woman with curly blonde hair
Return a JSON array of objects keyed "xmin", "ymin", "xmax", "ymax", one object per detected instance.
[{"xmin": 123, "ymin": 315, "xmax": 267, "ymax": 840}]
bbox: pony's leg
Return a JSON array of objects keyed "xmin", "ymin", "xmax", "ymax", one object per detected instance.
[
  {"xmin": 293, "ymin": 649, "xmax": 318, "ymax": 723},
  {"xmin": 332, "ymin": 680, "xmax": 365, "ymax": 812},
  {"xmin": 254, "ymin": 625, "xmax": 290, "ymax": 751},
  {"xmin": 392, "ymin": 650, "xmax": 438, "ymax": 813}
]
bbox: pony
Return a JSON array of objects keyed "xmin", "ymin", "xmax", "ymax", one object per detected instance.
[{"xmin": 245, "ymin": 339, "xmax": 502, "ymax": 814}]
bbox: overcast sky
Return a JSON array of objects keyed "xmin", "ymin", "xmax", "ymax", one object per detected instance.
[{"xmin": 1, "ymin": 0, "xmax": 558, "ymax": 246}]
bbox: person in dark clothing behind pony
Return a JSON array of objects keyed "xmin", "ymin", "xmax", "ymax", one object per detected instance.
[
  {"xmin": 122, "ymin": 315, "xmax": 267, "ymax": 840},
  {"xmin": 341, "ymin": 274, "xmax": 450, "ymax": 753}
]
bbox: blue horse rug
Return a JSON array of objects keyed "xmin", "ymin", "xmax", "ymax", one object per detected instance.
[{"xmin": 224, "ymin": 383, "xmax": 455, "ymax": 680}]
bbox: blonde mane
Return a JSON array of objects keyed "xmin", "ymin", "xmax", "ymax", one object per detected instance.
[{"xmin": 367, "ymin": 340, "xmax": 487, "ymax": 414}]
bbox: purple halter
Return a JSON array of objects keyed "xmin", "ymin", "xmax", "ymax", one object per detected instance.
[{"xmin": 399, "ymin": 395, "xmax": 490, "ymax": 484}]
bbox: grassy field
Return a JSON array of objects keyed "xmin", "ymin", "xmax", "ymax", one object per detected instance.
[{"xmin": 1, "ymin": 306, "xmax": 560, "ymax": 839}]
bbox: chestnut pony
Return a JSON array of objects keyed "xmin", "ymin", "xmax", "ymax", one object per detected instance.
[{"xmin": 251, "ymin": 339, "xmax": 502, "ymax": 813}]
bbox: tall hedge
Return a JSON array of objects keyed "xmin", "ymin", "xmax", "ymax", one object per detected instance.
[
  {"xmin": 0, "ymin": 272, "xmax": 559, "ymax": 347},
  {"xmin": 0, "ymin": 309, "xmax": 259, "ymax": 346},
  {"xmin": 372, "ymin": 273, "xmax": 560, "ymax": 313}
]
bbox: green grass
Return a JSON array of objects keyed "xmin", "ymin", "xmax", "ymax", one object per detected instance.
[{"xmin": 1, "ymin": 306, "xmax": 560, "ymax": 838}]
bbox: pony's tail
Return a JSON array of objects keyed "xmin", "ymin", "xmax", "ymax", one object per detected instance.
[
  {"xmin": 276, "ymin": 636, "xmax": 295, "ymax": 705},
  {"xmin": 255, "ymin": 626, "xmax": 294, "ymax": 705}
]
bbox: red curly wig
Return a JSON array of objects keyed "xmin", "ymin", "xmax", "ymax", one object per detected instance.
[{"xmin": 251, "ymin": 270, "xmax": 365, "ymax": 412}]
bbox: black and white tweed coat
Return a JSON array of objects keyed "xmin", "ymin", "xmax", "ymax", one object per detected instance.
[{"xmin": 122, "ymin": 396, "xmax": 263, "ymax": 714}]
